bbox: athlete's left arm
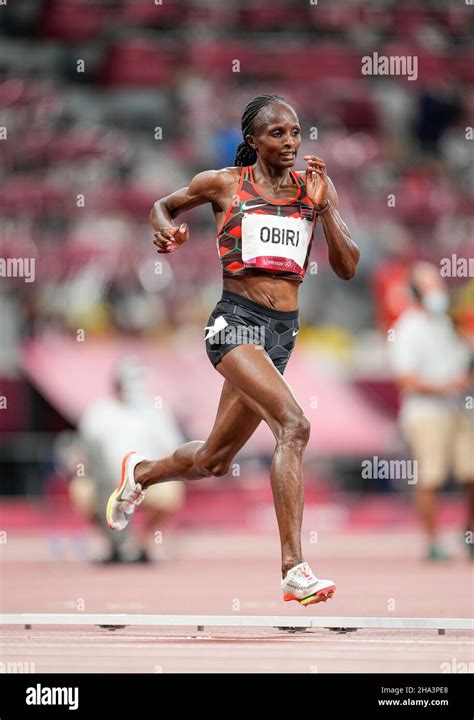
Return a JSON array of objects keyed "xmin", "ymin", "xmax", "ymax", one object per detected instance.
[
  {"xmin": 302, "ymin": 156, "xmax": 360, "ymax": 280},
  {"xmin": 323, "ymin": 177, "xmax": 360, "ymax": 280}
]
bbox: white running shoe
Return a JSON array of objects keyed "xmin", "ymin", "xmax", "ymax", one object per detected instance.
[
  {"xmin": 106, "ymin": 451, "xmax": 147, "ymax": 531},
  {"xmin": 281, "ymin": 561, "xmax": 336, "ymax": 606}
]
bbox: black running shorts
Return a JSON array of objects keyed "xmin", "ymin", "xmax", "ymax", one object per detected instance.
[{"xmin": 204, "ymin": 289, "xmax": 299, "ymax": 375}]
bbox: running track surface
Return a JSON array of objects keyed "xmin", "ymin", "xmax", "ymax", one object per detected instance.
[{"xmin": 1, "ymin": 530, "xmax": 472, "ymax": 673}]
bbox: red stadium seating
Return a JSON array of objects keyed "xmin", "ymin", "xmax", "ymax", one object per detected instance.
[
  {"xmin": 38, "ymin": 0, "xmax": 108, "ymax": 41},
  {"xmin": 100, "ymin": 39, "xmax": 180, "ymax": 87}
]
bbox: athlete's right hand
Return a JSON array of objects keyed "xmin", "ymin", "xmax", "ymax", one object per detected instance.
[{"xmin": 153, "ymin": 223, "xmax": 189, "ymax": 253}]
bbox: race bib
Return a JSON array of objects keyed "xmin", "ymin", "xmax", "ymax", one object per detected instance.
[{"xmin": 241, "ymin": 213, "xmax": 312, "ymax": 272}]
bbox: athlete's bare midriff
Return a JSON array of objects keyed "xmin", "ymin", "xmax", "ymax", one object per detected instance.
[
  {"xmin": 213, "ymin": 166, "xmax": 300, "ymax": 312},
  {"xmin": 222, "ymin": 274, "xmax": 299, "ymax": 312}
]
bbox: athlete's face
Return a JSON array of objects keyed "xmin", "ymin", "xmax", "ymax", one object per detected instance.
[{"xmin": 246, "ymin": 103, "xmax": 301, "ymax": 168}]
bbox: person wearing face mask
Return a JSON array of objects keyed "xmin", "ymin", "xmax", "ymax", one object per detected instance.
[{"xmin": 390, "ymin": 262, "xmax": 473, "ymax": 561}]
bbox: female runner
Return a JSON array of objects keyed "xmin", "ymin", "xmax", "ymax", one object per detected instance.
[{"xmin": 107, "ymin": 94, "xmax": 359, "ymax": 606}]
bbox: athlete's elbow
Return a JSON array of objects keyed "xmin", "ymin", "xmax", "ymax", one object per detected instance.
[
  {"xmin": 149, "ymin": 200, "xmax": 160, "ymax": 225},
  {"xmin": 342, "ymin": 264, "xmax": 357, "ymax": 280},
  {"xmin": 338, "ymin": 270, "xmax": 355, "ymax": 281},
  {"xmin": 334, "ymin": 262, "xmax": 357, "ymax": 280},
  {"xmin": 340, "ymin": 249, "xmax": 360, "ymax": 280},
  {"xmin": 150, "ymin": 199, "xmax": 173, "ymax": 224}
]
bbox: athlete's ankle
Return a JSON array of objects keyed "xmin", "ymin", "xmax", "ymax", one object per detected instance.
[
  {"xmin": 281, "ymin": 557, "xmax": 304, "ymax": 579},
  {"xmin": 134, "ymin": 460, "xmax": 153, "ymax": 488}
]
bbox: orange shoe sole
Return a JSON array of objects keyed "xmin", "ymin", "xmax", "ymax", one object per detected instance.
[{"xmin": 284, "ymin": 585, "xmax": 336, "ymax": 606}]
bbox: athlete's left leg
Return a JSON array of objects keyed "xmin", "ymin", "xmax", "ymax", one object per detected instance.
[{"xmin": 136, "ymin": 377, "xmax": 263, "ymax": 487}]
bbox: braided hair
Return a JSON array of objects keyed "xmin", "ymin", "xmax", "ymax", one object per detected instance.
[{"xmin": 234, "ymin": 94, "xmax": 290, "ymax": 167}]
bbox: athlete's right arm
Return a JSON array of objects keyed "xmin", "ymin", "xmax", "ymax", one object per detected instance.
[{"xmin": 150, "ymin": 169, "xmax": 229, "ymax": 253}]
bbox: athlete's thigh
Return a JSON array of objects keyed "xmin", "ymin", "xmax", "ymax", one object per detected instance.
[
  {"xmin": 202, "ymin": 377, "xmax": 263, "ymax": 459},
  {"xmin": 216, "ymin": 344, "xmax": 305, "ymax": 440}
]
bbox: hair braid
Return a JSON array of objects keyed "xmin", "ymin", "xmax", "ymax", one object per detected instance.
[{"xmin": 234, "ymin": 94, "xmax": 289, "ymax": 167}]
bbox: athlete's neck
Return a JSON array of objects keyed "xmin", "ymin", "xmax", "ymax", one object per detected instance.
[{"xmin": 251, "ymin": 162, "xmax": 294, "ymax": 191}]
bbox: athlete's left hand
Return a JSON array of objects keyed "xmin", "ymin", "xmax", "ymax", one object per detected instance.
[{"xmin": 304, "ymin": 155, "xmax": 329, "ymax": 210}]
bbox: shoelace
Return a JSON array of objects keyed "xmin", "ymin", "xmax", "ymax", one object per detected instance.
[
  {"xmin": 121, "ymin": 487, "xmax": 144, "ymax": 514},
  {"xmin": 295, "ymin": 562, "xmax": 317, "ymax": 584}
]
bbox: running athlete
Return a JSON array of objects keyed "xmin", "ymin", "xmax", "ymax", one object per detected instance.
[{"xmin": 107, "ymin": 94, "xmax": 360, "ymax": 606}]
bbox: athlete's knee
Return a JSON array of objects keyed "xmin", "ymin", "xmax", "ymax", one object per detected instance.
[
  {"xmin": 277, "ymin": 409, "xmax": 311, "ymax": 448},
  {"xmin": 193, "ymin": 445, "xmax": 232, "ymax": 478},
  {"xmin": 171, "ymin": 440, "xmax": 208, "ymax": 480}
]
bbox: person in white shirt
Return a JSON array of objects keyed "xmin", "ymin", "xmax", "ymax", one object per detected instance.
[
  {"xmin": 70, "ymin": 357, "xmax": 185, "ymax": 563},
  {"xmin": 390, "ymin": 262, "xmax": 473, "ymax": 561}
]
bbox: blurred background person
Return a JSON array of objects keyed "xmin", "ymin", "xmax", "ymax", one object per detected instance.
[
  {"xmin": 70, "ymin": 356, "xmax": 186, "ymax": 563},
  {"xmin": 390, "ymin": 262, "xmax": 474, "ymax": 561}
]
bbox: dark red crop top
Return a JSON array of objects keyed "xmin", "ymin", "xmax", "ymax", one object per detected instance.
[{"xmin": 216, "ymin": 165, "xmax": 317, "ymax": 283}]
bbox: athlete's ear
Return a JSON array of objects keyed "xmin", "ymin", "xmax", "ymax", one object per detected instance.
[{"xmin": 245, "ymin": 134, "xmax": 256, "ymax": 150}]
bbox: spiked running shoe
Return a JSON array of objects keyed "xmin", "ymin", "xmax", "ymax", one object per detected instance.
[
  {"xmin": 281, "ymin": 561, "xmax": 336, "ymax": 606},
  {"xmin": 106, "ymin": 451, "xmax": 146, "ymax": 531}
]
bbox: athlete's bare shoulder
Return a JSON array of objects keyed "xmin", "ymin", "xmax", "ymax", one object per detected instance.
[
  {"xmin": 183, "ymin": 166, "xmax": 239, "ymax": 202},
  {"xmin": 201, "ymin": 166, "xmax": 241, "ymax": 193},
  {"xmin": 192, "ymin": 167, "xmax": 242, "ymax": 211},
  {"xmin": 158, "ymin": 167, "xmax": 242, "ymax": 217},
  {"xmin": 214, "ymin": 166, "xmax": 242, "ymax": 178}
]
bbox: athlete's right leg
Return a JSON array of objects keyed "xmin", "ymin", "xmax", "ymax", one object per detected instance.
[
  {"xmin": 214, "ymin": 345, "xmax": 310, "ymax": 579},
  {"xmin": 213, "ymin": 344, "xmax": 335, "ymax": 604},
  {"xmin": 136, "ymin": 378, "xmax": 263, "ymax": 488}
]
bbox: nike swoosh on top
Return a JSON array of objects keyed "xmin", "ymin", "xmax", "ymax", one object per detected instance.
[{"xmin": 241, "ymin": 200, "xmax": 268, "ymax": 212}]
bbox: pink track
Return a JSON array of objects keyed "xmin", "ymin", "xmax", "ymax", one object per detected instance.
[{"xmin": 1, "ymin": 529, "xmax": 472, "ymax": 673}]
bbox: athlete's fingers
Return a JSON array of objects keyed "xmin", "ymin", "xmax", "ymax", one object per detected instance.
[
  {"xmin": 174, "ymin": 222, "xmax": 189, "ymax": 245},
  {"xmin": 154, "ymin": 244, "xmax": 175, "ymax": 254},
  {"xmin": 153, "ymin": 232, "xmax": 173, "ymax": 248},
  {"xmin": 153, "ymin": 228, "xmax": 174, "ymax": 244},
  {"xmin": 304, "ymin": 154, "xmax": 326, "ymax": 165},
  {"xmin": 153, "ymin": 233, "xmax": 175, "ymax": 253},
  {"xmin": 305, "ymin": 159, "xmax": 327, "ymax": 174},
  {"xmin": 305, "ymin": 160, "xmax": 326, "ymax": 172},
  {"xmin": 305, "ymin": 167, "xmax": 324, "ymax": 182},
  {"xmin": 305, "ymin": 166, "xmax": 329, "ymax": 209},
  {"xmin": 162, "ymin": 223, "xmax": 189, "ymax": 245},
  {"xmin": 153, "ymin": 230, "xmax": 171, "ymax": 242},
  {"xmin": 153, "ymin": 223, "xmax": 189, "ymax": 253}
]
